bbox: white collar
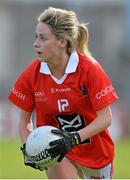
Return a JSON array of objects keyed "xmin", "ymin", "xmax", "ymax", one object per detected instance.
[{"xmin": 40, "ymin": 51, "xmax": 79, "ymax": 75}]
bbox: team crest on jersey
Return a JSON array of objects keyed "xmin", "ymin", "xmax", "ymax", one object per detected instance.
[{"xmin": 80, "ymin": 87, "xmax": 88, "ymax": 96}]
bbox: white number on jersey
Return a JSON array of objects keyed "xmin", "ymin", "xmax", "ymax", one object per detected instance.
[{"xmin": 57, "ymin": 99, "xmax": 69, "ymax": 112}]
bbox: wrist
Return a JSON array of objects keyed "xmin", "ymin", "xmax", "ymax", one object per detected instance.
[
  {"xmin": 72, "ymin": 132, "xmax": 81, "ymax": 145},
  {"xmin": 78, "ymin": 130, "xmax": 87, "ymax": 143}
]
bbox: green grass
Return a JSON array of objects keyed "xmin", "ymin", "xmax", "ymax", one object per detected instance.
[
  {"xmin": 113, "ymin": 139, "xmax": 130, "ymax": 179},
  {"xmin": 0, "ymin": 138, "xmax": 130, "ymax": 179},
  {"xmin": 0, "ymin": 138, "xmax": 47, "ymax": 179}
]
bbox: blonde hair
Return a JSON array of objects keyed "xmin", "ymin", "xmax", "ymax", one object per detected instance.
[{"xmin": 38, "ymin": 7, "xmax": 91, "ymax": 56}]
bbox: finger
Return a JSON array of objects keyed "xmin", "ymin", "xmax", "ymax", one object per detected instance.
[
  {"xmin": 50, "ymin": 151, "xmax": 60, "ymax": 158},
  {"xmin": 48, "ymin": 144, "xmax": 66, "ymax": 158},
  {"xmin": 48, "ymin": 144, "xmax": 63, "ymax": 154},
  {"xmin": 52, "ymin": 148, "xmax": 65, "ymax": 157},
  {"xmin": 57, "ymin": 153, "xmax": 65, "ymax": 162},
  {"xmin": 49, "ymin": 149, "xmax": 63, "ymax": 158},
  {"xmin": 49, "ymin": 138, "xmax": 63, "ymax": 146},
  {"xmin": 51, "ymin": 129, "xmax": 63, "ymax": 136}
]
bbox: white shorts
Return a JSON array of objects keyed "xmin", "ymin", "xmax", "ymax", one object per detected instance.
[{"xmin": 75, "ymin": 162, "xmax": 113, "ymax": 179}]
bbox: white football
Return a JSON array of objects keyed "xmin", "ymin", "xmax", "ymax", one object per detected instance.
[{"xmin": 26, "ymin": 125, "xmax": 61, "ymax": 168}]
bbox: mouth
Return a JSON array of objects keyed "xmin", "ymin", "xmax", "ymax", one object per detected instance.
[
  {"xmin": 35, "ymin": 51, "xmax": 43, "ymax": 57},
  {"xmin": 37, "ymin": 51, "xmax": 42, "ymax": 55}
]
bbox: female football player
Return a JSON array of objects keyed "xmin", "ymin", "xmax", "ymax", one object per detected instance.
[{"xmin": 8, "ymin": 7, "xmax": 118, "ymax": 179}]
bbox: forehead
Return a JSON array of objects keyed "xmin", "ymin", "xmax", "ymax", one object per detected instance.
[{"xmin": 35, "ymin": 22, "xmax": 53, "ymax": 35}]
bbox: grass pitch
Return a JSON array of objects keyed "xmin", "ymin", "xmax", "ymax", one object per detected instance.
[
  {"xmin": 0, "ymin": 138, "xmax": 130, "ymax": 179},
  {"xmin": 0, "ymin": 138, "xmax": 47, "ymax": 179}
]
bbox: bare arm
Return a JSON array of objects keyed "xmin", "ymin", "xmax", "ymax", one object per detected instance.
[
  {"xmin": 19, "ymin": 110, "xmax": 33, "ymax": 143},
  {"xmin": 78, "ymin": 106, "xmax": 112, "ymax": 142}
]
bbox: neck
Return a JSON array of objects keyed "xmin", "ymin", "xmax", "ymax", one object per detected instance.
[{"xmin": 48, "ymin": 53, "xmax": 69, "ymax": 79}]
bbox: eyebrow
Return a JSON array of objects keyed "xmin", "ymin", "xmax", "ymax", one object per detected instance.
[{"xmin": 35, "ymin": 33, "xmax": 46, "ymax": 36}]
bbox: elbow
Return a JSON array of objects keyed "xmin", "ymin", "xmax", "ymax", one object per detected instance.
[
  {"xmin": 107, "ymin": 116, "xmax": 111, "ymax": 127},
  {"xmin": 107, "ymin": 110, "xmax": 112, "ymax": 128},
  {"xmin": 104, "ymin": 106, "xmax": 112, "ymax": 128},
  {"xmin": 97, "ymin": 106, "xmax": 113, "ymax": 129}
]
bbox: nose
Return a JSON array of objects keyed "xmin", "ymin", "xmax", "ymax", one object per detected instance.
[{"xmin": 33, "ymin": 39, "xmax": 40, "ymax": 48}]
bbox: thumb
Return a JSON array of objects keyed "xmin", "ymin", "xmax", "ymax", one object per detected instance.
[
  {"xmin": 51, "ymin": 129, "xmax": 69, "ymax": 138},
  {"xmin": 51, "ymin": 129, "xmax": 64, "ymax": 136}
]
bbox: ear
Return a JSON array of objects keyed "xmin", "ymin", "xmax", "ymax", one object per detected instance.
[{"xmin": 58, "ymin": 38, "xmax": 68, "ymax": 48}]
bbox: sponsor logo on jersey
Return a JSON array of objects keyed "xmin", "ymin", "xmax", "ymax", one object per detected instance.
[
  {"xmin": 96, "ymin": 85, "xmax": 114, "ymax": 99},
  {"xmin": 56, "ymin": 113, "xmax": 84, "ymax": 131},
  {"xmin": 55, "ymin": 113, "xmax": 91, "ymax": 144},
  {"xmin": 35, "ymin": 92, "xmax": 44, "ymax": 97},
  {"xmin": 12, "ymin": 87, "xmax": 26, "ymax": 100},
  {"xmin": 35, "ymin": 91, "xmax": 46, "ymax": 101},
  {"xmin": 51, "ymin": 88, "xmax": 71, "ymax": 93}
]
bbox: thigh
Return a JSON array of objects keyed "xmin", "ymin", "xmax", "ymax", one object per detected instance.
[
  {"xmin": 46, "ymin": 158, "xmax": 78, "ymax": 179},
  {"xmin": 76, "ymin": 163, "xmax": 113, "ymax": 179}
]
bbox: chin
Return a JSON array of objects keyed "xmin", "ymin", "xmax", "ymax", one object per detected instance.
[
  {"xmin": 37, "ymin": 55, "xmax": 48, "ymax": 63},
  {"xmin": 37, "ymin": 56, "xmax": 43, "ymax": 61},
  {"xmin": 39, "ymin": 58, "xmax": 47, "ymax": 63}
]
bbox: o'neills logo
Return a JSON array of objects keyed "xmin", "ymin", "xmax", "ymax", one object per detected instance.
[
  {"xmin": 96, "ymin": 85, "xmax": 114, "ymax": 99},
  {"xmin": 12, "ymin": 87, "xmax": 26, "ymax": 100},
  {"xmin": 27, "ymin": 149, "xmax": 52, "ymax": 162}
]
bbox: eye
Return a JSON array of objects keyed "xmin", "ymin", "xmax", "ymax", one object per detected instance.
[
  {"xmin": 34, "ymin": 34, "xmax": 38, "ymax": 39},
  {"xmin": 40, "ymin": 35, "xmax": 46, "ymax": 40}
]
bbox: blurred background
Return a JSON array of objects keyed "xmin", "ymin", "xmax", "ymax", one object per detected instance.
[{"xmin": 0, "ymin": 0, "xmax": 130, "ymax": 178}]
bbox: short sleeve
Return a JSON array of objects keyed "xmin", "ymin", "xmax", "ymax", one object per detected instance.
[
  {"xmin": 8, "ymin": 68, "xmax": 35, "ymax": 112},
  {"xmin": 86, "ymin": 62, "xmax": 118, "ymax": 111}
]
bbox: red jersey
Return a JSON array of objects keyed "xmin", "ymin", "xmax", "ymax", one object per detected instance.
[{"xmin": 8, "ymin": 51, "xmax": 118, "ymax": 169}]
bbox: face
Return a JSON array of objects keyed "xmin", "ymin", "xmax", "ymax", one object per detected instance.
[{"xmin": 33, "ymin": 22, "xmax": 62, "ymax": 63}]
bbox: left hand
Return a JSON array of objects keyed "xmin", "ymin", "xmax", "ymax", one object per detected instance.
[
  {"xmin": 21, "ymin": 143, "xmax": 47, "ymax": 171},
  {"xmin": 48, "ymin": 129, "xmax": 81, "ymax": 162}
]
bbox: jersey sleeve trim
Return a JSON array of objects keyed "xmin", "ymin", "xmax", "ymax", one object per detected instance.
[{"xmin": 94, "ymin": 95, "xmax": 118, "ymax": 111}]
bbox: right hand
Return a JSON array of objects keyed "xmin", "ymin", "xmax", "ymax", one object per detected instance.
[
  {"xmin": 21, "ymin": 143, "xmax": 47, "ymax": 171},
  {"xmin": 48, "ymin": 129, "xmax": 81, "ymax": 162}
]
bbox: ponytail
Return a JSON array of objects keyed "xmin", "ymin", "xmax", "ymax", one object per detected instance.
[{"xmin": 76, "ymin": 23, "xmax": 92, "ymax": 57}]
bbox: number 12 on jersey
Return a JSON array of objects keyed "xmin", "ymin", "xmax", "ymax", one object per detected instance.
[{"xmin": 57, "ymin": 99, "xmax": 69, "ymax": 112}]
